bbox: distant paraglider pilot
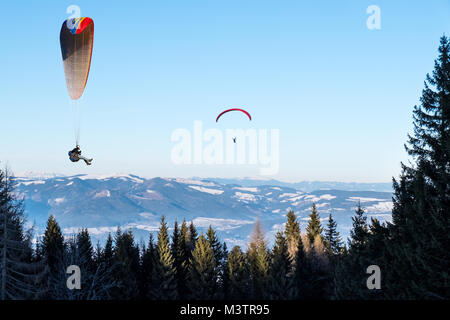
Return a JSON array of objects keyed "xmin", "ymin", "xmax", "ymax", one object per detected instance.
[{"xmin": 68, "ymin": 146, "xmax": 92, "ymax": 166}]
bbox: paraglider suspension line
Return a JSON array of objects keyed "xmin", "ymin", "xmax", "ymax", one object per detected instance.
[{"xmin": 71, "ymin": 100, "xmax": 81, "ymax": 146}]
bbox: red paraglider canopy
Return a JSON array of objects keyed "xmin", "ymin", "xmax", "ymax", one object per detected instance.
[{"xmin": 216, "ymin": 108, "xmax": 252, "ymax": 122}]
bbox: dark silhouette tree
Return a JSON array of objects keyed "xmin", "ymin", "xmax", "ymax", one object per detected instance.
[
  {"xmin": 187, "ymin": 235, "xmax": 218, "ymax": 299},
  {"xmin": 247, "ymin": 218, "xmax": 269, "ymax": 299},
  {"xmin": 150, "ymin": 216, "xmax": 178, "ymax": 300},
  {"xmin": 0, "ymin": 168, "xmax": 43, "ymax": 300},
  {"xmin": 227, "ymin": 246, "xmax": 251, "ymax": 299}
]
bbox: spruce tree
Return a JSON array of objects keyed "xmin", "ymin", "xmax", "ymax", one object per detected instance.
[
  {"xmin": 206, "ymin": 225, "xmax": 224, "ymax": 298},
  {"xmin": 187, "ymin": 221, "xmax": 198, "ymax": 253},
  {"xmin": 112, "ymin": 228, "xmax": 140, "ymax": 299},
  {"xmin": 140, "ymin": 234, "xmax": 155, "ymax": 299},
  {"xmin": 305, "ymin": 204, "xmax": 323, "ymax": 246},
  {"xmin": 268, "ymin": 231, "xmax": 295, "ymax": 299},
  {"xmin": 247, "ymin": 219, "xmax": 269, "ymax": 299},
  {"xmin": 187, "ymin": 235, "xmax": 218, "ymax": 300},
  {"xmin": 284, "ymin": 210, "xmax": 301, "ymax": 266},
  {"xmin": 102, "ymin": 233, "xmax": 114, "ymax": 268},
  {"xmin": 387, "ymin": 35, "xmax": 450, "ymax": 299},
  {"xmin": 76, "ymin": 228, "xmax": 94, "ymax": 273},
  {"xmin": 227, "ymin": 246, "xmax": 251, "ymax": 299},
  {"xmin": 0, "ymin": 168, "xmax": 42, "ymax": 300},
  {"xmin": 334, "ymin": 204, "xmax": 370, "ymax": 299},
  {"xmin": 42, "ymin": 215, "xmax": 65, "ymax": 274},
  {"xmin": 293, "ymin": 235, "xmax": 311, "ymax": 299},
  {"xmin": 348, "ymin": 202, "xmax": 368, "ymax": 250},
  {"xmin": 221, "ymin": 242, "xmax": 230, "ymax": 299},
  {"xmin": 308, "ymin": 234, "xmax": 330, "ymax": 299},
  {"xmin": 175, "ymin": 219, "xmax": 190, "ymax": 299},
  {"xmin": 206, "ymin": 225, "xmax": 223, "ymax": 265},
  {"xmin": 324, "ymin": 213, "xmax": 343, "ymax": 257},
  {"xmin": 41, "ymin": 214, "xmax": 67, "ymax": 299},
  {"xmin": 150, "ymin": 216, "xmax": 178, "ymax": 300}
]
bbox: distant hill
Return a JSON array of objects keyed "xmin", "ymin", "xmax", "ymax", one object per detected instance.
[
  {"xmin": 15, "ymin": 174, "xmax": 393, "ymax": 248},
  {"xmin": 205, "ymin": 177, "xmax": 393, "ymax": 192}
]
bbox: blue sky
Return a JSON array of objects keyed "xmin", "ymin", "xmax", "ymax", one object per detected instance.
[{"xmin": 1, "ymin": 0, "xmax": 449, "ymax": 182}]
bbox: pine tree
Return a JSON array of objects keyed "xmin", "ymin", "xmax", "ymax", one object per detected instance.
[
  {"xmin": 363, "ymin": 218, "xmax": 389, "ymax": 300},
  {"xmin": 284, "ymin": 210, "xmax": 301, "ymax": 267},
  {"xmin": 268, "ymin": 231, "xmax": 295, "ymax": 299},
  {"xmin": 140, "ymin": 234, "xmax": 155, "ymax": 299},
  {"xmin": 175, "ymin": 219, "xmax": 190, "ymax": 299},
  {"xmin": 188, "ymin": 221, "xmax": 198, "ymax": 252},
  {"xmin": 324, "ymin": 213, "xmax": 343, "ymax": 257},
  {"xmin": 42, "ymin": 215, "xmax": 65, "ymax": 274},
  {"xmin": 293, "ymin": 235, "xmax": 311, "ymax": 299},
  {"xmin": 206, "ymin": 225, "xmax": 223, "ymax": 265},
  {"xmin": 171, "ymin": 220, "xmax": 180, "ymax": 258},
  {"xmin": 187, "ymin": 234, "xmax": 219, "ymax": 299},
  {"xmin": 206, "ymin": 225, "xmax": 224, "ymax": 298},
  {"xmin": 348, "ymin": 202, "xmax": 368, "ymax": 250},
  {"xmin": 0, "ymin": 168, "xmax": 42, "ymax": 300},
  {"xmin": 227, "ymin": 246, "xmax": 251, "ymax": 299},
  {"xmin": 63, "ymin": 228, "xmax": 115, "ymax": 300},
  {"xmin": 306, "ymin": 204, "xmax": 323, "ymax": 246},
  {"xmin": 334, "ymin": 204, "xmax": 370, "ymax": 299},
  {"xmin": 221, "ymin": 242, "xmax": 230, "ymax": 299},
  {"xmin": 102, "ymin": 233, "xmax": 114, "ymax": 269},
  {"xmin": 73, "ymin": 229, "xmax": 94, "ymax": 297},
  {"xmin": 150, "ymin": 216, "xmax": 178, "ymax": 300},
  {"xmin": 112, "ymin": 228, "xmax": 140, "ymax": 299},
  {"xmin": 247, "ymin": 218, "xmax": 269, "ymax": 299},
  {"xmin": 76, "ymin": 228, "xmax": 94, "ymax": 273},
  {"xmin": 386, "ymin": 35, "xmax": 450, "ymax": 299},
  {"xmin": 41, "ymin": 214, "xmax": 67, "ymax": 299},
  {"xmin": 308, "ymin": 234, "xmax": 330, "ymax": 299}
]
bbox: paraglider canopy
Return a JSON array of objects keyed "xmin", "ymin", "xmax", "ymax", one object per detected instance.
[
  {"xmin": 216, "ymin": 108, "xmax": 252, "ymax": 122},
  {"xmin": 60, "ymin": 17, "xmax": 94, "ymax": 100}
]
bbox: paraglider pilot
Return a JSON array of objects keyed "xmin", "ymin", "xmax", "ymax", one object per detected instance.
[{"xmin": 68, "ymin": 145, "xmax": 93, "ymax": 166}]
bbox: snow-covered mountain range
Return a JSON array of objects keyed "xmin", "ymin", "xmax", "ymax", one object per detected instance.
[{"xmin": 14, "ymin": 174, "xmax": 393, "ymax": 248}]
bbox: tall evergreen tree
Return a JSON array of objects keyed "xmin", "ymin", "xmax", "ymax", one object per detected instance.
[
  {"xmin": 305, "ymin": 204, "xmax": 323, "ymax": 246},
  {"xmin": 284, "ymin": 210, "xmax": 301, "ymax": 266},
  {"xmin": 268, "ymin": 231, "xmax": 295, "ymax": 299},
  {"xmin": 187, "ymin": 235, "xmax": 218, "ymax": 300},
  {"xmin": 386, "ymin": 35, "xmax": 450, "ymax": 299},
  {"xmin": 324, "ymin": 213, "xmax": 343, "ymax": 257},
  {"xmin": 76, "ymin": 228, "xmax": 94, "ymax": 272},
  {"xmin": 247, "ymin": 219, "xmax": 269, "ymax": 299},
  {"xmin": 348, "ymin": 202, "xmax": 368, "ymax": 250},
  {"xmin": 221, "ymin": 242, "xmax": 230, "ymax": 299},
  {"xmin": 41, "ymin": 214, "xmax": 67, "ymax": 299},
  {"xmin": 206, "ymin": 225, "xmax": 223, "ymax": 265},
  {"xmin": 187, "ymin": 221, "xmax": 198, "ymax": 254},
  {"xmin": 334, "ymin": 204, "xmax": 370, "ymax": 299},
  {"xmin": 101, "ymin": 233, "xmax": 114, "ymax": 268},
  {"xmin": 308, "ymin": 234, "xmax": 330, "ymax": 299},
  {"xmin": 0, "ymin": 169, "xmax": 42, "ymax": 300},
  {"xmin": 206, "ymin": 225, "xmax": 224, "ymax": 298},
  {"xmin": 175, "ymin": 219, "xmax": 190, "ymax": 299},
  {"xmin": 42, "ymin": 215, "xmax": 65, "ymax": 274},
  {"xmin": 112, "ymin": 228, "xmax": 140, "ymax": 299},
  {"xmin": 140, "ymin": 234, "xmax": 155, "ymax": 299},
  {"xmin": 227, "ymin": 246, "xmax": 251, "ymax": 299},
  {"xmin": 150, "ymin": 216, "xmax": 178, "ymax": 300},
  {"xmin": 293, "ymin": 235, "xmax": 311, "ymax": 299}
]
